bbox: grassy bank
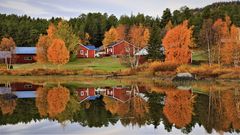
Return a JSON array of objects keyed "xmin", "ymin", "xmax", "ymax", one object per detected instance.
[{"xmin": 13, "ymin": 57, "xmax": 126, "ymax": 72}]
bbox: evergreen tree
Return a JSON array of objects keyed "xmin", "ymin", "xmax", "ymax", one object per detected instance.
[
  {"xmin": 160, "ymin": 8, "xmax": 172, "ymax": 28},
  {"xmin": 147, "ymin": 23, "xmax": 164, "ymax": 60}
]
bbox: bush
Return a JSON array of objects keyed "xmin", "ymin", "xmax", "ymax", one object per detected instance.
[
  {"xmin": 118, "ymin": 69, "xmax": 136, "ymax": 76},
  {"xmin": 148, "ymin": 61, "xmax": 179, "ymax": 73},
  {"xmin": 81, "ymin": 68, "xmax": 108, "ymax": 75},
  {"xmin": 176, "ymin": 64, "xmax": 192, "ymax": 73}
]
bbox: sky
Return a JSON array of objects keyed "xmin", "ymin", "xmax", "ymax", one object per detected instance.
[{"xmin": 0, "ymin": 0, "xmax": 231, "ymax": 20}]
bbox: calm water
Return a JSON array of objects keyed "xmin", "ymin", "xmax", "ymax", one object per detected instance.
[{"xmin": 0, "ymin": 80, "xmax": 239, "ymax": 135}]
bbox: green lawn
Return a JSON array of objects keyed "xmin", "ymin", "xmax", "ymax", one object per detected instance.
[
  {"xmin": 192, "ymin": 50, "xmax": 208, "ymax": 61},
  {"xmin": 13, "ymin": 57, "xmax": 127, "ymax": 72}
]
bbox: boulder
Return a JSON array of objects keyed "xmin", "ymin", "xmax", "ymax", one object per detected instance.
[{"xmin": 172, "ymin": 72, "xmax": 196, "ymax": 81}]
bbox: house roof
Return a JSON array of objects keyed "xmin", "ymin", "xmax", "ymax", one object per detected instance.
[
  {"xmin": 85, "ymin": 45, "xmax": 97, "ymax": 50},
  {"xmin": 135, "ymin": 46, "xmax": 164, "ymax": 56},
  {"xmin": 80, "ymin": 44, "xmax": 98, "ymax": 50},
  {"xmin": 135, "ymin": 48, "xmax": 148, "ymax": 56},
  {"xmin": 15, "ymin": 47, "xmax": 36, "ymax": 54},
  {"xmin": 108, "ymin": 40, "xmax": 136, "ymax": 48}
]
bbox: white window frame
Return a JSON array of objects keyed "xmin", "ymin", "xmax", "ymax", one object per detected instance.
[
  {"xmin": 24, "ymin": 56, "xmax": 32, "ymax": 60},
  {"xmin": 80, "ymin": 50, "xmax": 84, "ymax": 55}
]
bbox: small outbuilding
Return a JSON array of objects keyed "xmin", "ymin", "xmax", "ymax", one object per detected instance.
[
  {"xmin": 106, "ymin": 40, "xmax": 136, "ymax": 56},
  {"xmin": 77, "ymin": 44, "xmax": 98, "ymax": 58},
  {"xmin": 13, "ymin": 47, "xmax": 36, "ymax": 64}
]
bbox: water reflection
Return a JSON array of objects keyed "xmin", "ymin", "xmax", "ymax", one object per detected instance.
[{"xmin": 0, "ymin": 81, "xmax": 239, "ymax": 134}]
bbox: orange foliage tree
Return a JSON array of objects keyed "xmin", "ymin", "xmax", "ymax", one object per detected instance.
[
  {"xmin": 128, "ymin": 24, "xmax": 150, "ymax": 68},
  {"xmin": 221, "ymin": 25, "xmax": 240, "ymax": 66},
  {"xmin": 36, "ymin": 87, "xmax": 49, "ymax": 117},
  {"xmin": 47, "ymin": 39, "xmax": 69, "ymax": 67},
  {"xmin": 0, "ymin": 96, "xmax": 16, "ymax": 115},
  {"xmin": 47, "ymin": 86, "xmax": 70, "ymax": 117},
  {"xmin": 36, "ymin": 23, "xmax": 56, "ymax": 63},
  {"xmin": 162, "ymin": 20, "xmax": 193, "ymax": 64},
  {"xmin": 212, "ymin": 18, "xmax": 229, "ymax": 65},
  {"xmin": 102, "ymin": 26, "xmax": 118, "ymax": 48},
  {"xmin": 163, "ymin": 90, "xmax": 195, "ymax": 128},
  {"xmin": 116, "ymin": 24, "xmax": 127, "ymax": 41},
  {"xmin": 0, "ymin": 37, "xmax": 16, "ymax": 51}
]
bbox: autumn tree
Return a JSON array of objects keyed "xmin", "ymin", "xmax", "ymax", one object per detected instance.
[
  {"xmin": 36, "ymin": 87, "xmax": 49, "ymax": 117},
  {"xmin": 80, "ymin": 33, "xmax": 91, "ymax": 45},
  {"xmin": 162, "ymin": 20, "xmax": 193, "ymax": 64},
  {"xmin": 0, "ymin": 95, "xmax": 16, "ymax": 115},
  {"xmin": 212, "ymin": 18, "xmax": 229, "ymax": 65},
  {"xmin": 47, "ymin": 86, "xmax": 70, "ymax": 117},
  {"xmin": 47, "ymin": 39, "xmax": 70, "ymax": 68},
  {"xmin": 0, "ymin": 37, "xmax": 16, "ymax": 51},
  {"xmin": 0, "ymin": 37, "xmax": 16, "ymax": 69},
  {"xmin": 55, "ymin": 21, "xmax": 79, "ymax": 57},
  {"xmin": 163, "ymin": 90, "xmax": 195, "ymax": 128},
  {"xmin": 102, "ymin": 26, "xmax": 118, "ymax": 48},
  {"xmin": 116, "ymin": 24, "xmax": 127, "ymax": 41},
  {"xmin": 221, "ymin": 25, "xmax": 240, "ymax": 66},
  {"xmin": 36, "ymin": 36, "xmax": 51, "ymax": 63},
  {"xmin": 128, "ymin": 24, "xmax": 150, "ymax": 68},
  {"xmin": 36, "ymin": 23, "xmax": 56, "ymax": 63},
  {"xmin": 199, "ymin": 19, "xmax": 214, "ymax": 66}
]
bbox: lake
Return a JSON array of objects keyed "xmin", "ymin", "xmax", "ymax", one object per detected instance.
[{"xmin": 0, "ymin": 78, "xmax": 239, "ymax": 135}]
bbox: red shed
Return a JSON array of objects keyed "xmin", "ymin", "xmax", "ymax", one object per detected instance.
[
  {"xmin": 77, "ymin": 44, "xmax": 97, "ymax": 58},
  {"xmin": 106, "ymin": 40, "xmax": 136, "ymax": 56},
  {"xmin": 13, "ymin": 47, "xmax": 36, "ymax": 64}
]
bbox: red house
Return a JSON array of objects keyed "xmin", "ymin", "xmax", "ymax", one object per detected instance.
[
  {"xmin": 13, "ymin": 47, "xmax": 36, "ymax": 64},
  {"xmin": 106, "ymin": 40, "xmax": 136, "ymax": 56},
  {"xmin": 77, "ymin": 44, "xmax": 97, "ymax": 58}
]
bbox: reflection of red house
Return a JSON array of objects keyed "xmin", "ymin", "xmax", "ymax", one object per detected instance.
[
  {"xmin": 11, "ymin": 82, "xmax": 41, "ymax": 91},
  {"xmin": 106, "ymin": 40, "xmax": 136, "ymax": 56},
  {"xmin": 77, "ymin": 44, "xmax": 97, "ymax": 58},
  {"xmin": 10, "ymin": 82, "xmax": 42, "ymax": 99},
  {"xmin": 76, "ymin": 88, "xmax": 96, "ymax": 102},
  {"xmin": 105, "ymin": 86, "xmax": 132, "ymax": 103}
]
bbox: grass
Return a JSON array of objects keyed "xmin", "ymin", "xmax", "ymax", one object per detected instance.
[
  {"xmin": 192, "ymin": 50, "xmax": 208, "ymax": 61},
  {"xmin": 13, "ymin": 57, "xmax": 127, "ymax": 72}
]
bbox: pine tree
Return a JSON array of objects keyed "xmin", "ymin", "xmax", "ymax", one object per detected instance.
[{"xmin": 148, "ymin": 23, "xmax": 164, "ymax": 60}]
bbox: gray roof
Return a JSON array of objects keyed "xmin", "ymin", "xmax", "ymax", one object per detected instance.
[{"xmin": 15, "ymin": 47, "xmax": 36, "ymax": 54}]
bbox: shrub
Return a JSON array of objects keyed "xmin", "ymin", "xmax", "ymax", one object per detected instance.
[
  {"xmin": 118, "ymin": 69, "xmax": 136, "ymax": 76},
  {"xmin": 176, "ymin": 64, "xmax": 192, "ymax": 73},
  {"xmin": 148, "ymin": 61, "xmax": 179, "ymax": 73},
  {"xmin": 81, "ymin": 68, "xmax": 108, "ymax": 75}
]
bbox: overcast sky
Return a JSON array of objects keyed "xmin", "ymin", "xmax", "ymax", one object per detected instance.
[{"xmin": 0, "ymin": 0, "xmax": 230, "ymax": 19}]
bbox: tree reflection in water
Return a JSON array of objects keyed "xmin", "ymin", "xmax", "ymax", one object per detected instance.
[{"xmin": 0, "ymin": 82, "xmax": 239, "ymax": 134}]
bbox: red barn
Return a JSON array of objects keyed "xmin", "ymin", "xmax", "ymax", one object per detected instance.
[
  {"xmin": 77, "ymin": 44, "xmax": 97, "ymax": 58},
  {"xmin": 106, "ymin": 40, "xmax": 136, "ymax": 56},
  {"xmin": 13, "ymin": 47, "xmax": 36, "ymax": 64}
]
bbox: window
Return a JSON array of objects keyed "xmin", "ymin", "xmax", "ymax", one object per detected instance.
[
  {"xmin": 80, "ymin": 50, "xmax": 84, "ymax": 55},
  {"xmin": 80, "ymin": 91, "xmax": 84, "ymax": 96},
  {"xmin": 24, "ymin": 56, "xmax": 32, "ymax": 60},
  {"xmin": 24, "ymin": 84, "xmax": 32, "ymax": 88}
]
